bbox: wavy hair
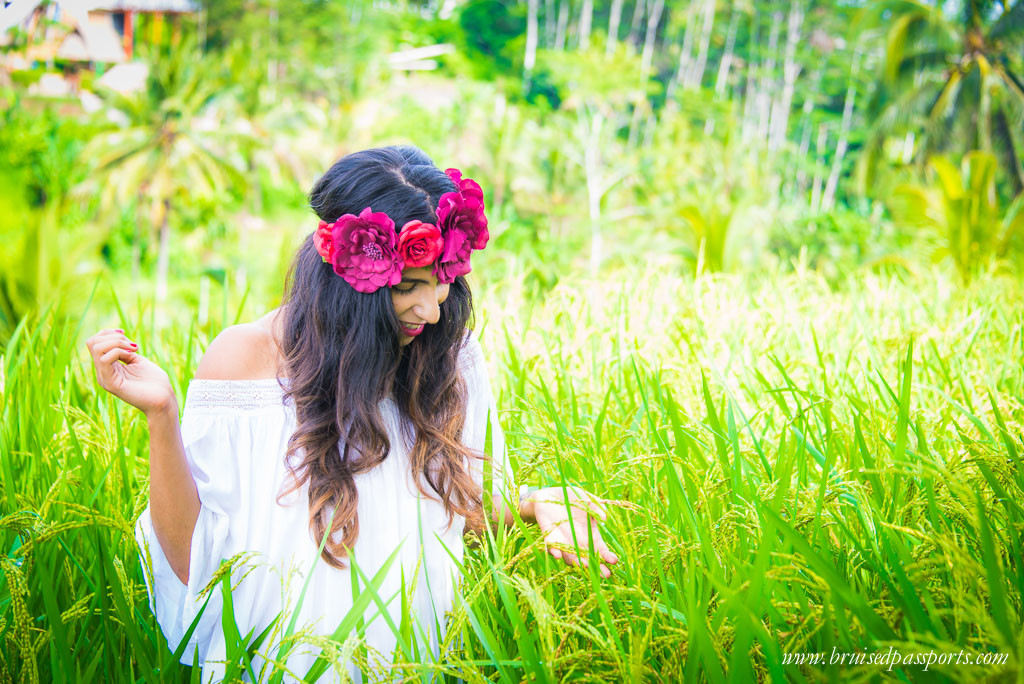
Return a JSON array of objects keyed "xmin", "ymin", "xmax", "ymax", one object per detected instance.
[{"xmin": 274, "ymin": 145, "xmax": 488, "ymax": 568}]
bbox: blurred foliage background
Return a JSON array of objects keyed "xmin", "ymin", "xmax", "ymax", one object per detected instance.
[{"xmin": 0, "ymin": 0, "xmax": 1021, "ymax": 346}]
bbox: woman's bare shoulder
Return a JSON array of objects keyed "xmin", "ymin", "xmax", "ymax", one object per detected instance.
[{"xmin": 194, "ymin": 318, "xmax": 282, "ymax": 381}]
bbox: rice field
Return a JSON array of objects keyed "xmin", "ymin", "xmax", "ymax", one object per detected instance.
[{"xmin": 1, "ymin": 263, "xmax": 1021, "ymax": 682}]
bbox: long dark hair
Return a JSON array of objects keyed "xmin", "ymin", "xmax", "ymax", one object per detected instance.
[{"xmin": 274, "ymin": 145, "xmax": 486, "ymax": 568}]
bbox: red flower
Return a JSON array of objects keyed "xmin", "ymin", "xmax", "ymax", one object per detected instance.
[
  {"xmin": 329, "ymin": 207, "xmax": 404, "ymax": 293},
  {"xmin": 397, "ymin": 220, "xmax": 444, "ymax": 268},
  {"xmin": 313, "ymin": 220, "xmax": 336, "ymax": 264}
]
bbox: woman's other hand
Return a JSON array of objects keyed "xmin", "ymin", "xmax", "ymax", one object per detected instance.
[
  {"xmin": 528, "ymin": 486, "xmax": 619, "ymax": 579},
  {"xmin": 86, "ymin": 329, "xmax": 176, "ymax": 416}
]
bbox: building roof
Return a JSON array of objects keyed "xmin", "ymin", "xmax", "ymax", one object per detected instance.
[
  {"xmin": 5, "ymin": 1, "xmax": 129, "ymax": 62},
  {"xmin": 87, "ymin": 0, "xmax": 199, "ymax": 12},
  {"xmin": 54, "ymin": 16, "xmax": 125, "ymax": 62},
  {"xmin": 0, "ymin": 0, "xmax": 41, "ymax": 36},
  {"xmin": 1, "ymin": 0, "xmax": 197, "ymax": 35}
]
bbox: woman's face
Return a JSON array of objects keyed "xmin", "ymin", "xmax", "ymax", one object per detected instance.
[{"xmin": 390, "ymin": 266, "xmax": 450, "ymax": 346}]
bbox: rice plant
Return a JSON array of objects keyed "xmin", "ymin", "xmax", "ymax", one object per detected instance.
[{"xmin": 1, "ymin": 263, "xmax": 1021, "ymax": 682}]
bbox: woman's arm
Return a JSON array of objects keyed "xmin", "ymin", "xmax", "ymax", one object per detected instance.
[
  {"xmin": 86, "ymin": 328, "xmax": 199, "ymax": 584},
  {"xmin": 145, "ymin": 398, "xmax": 200, "ymax": 585},
  {"xmin": 88, "ymin": 324, "xmax": 268, "ymax": 585}
]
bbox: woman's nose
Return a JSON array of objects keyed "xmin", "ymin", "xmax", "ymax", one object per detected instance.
[{"xmin": 413, "ymin": 288, "xmax": 442, "ymax": 324}]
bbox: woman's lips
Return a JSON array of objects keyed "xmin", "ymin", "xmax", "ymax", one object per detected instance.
[{"xmin": 400, "ymin": 323, "xmax": 424, "ymax": 336}]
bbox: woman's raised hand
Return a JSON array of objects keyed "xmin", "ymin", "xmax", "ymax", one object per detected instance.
[{"xmin": 86, "ymin": 329, "xmax": 177, "ymax": 416}]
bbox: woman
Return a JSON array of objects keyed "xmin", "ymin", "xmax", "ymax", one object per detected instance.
[{"xmin": 86, "ymin": 146, "xmax": 618, "ymax": 682}]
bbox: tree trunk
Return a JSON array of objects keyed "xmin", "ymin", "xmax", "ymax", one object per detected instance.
[
  {"xmin": 704, "ymin": 7, "xmax": 731, "ymax": 132},
  {"xmin": 795, "ymin": 68, "xmax": 821, "ymax": 193},
  {"xmin": 628, "ymin": 0, "xmax": 664, "ymax": 146},
  {"xmin": 740, "ymin": 10, "xmax": 759, "ymax": 142},
  {"xmin": 555, "ymin": 0, "xmax": 570, "ymax": 50},
  {"xmin": 544, "ymin": 0, "xmax": 556, "ymax": 46},
  {"xmin": 686, "ymin": 0, "xmax": 715, "ymax": 89},
  {"xmin": 714, "ymin": 7, "xmax": 739, "ymax": 96},
  {"xmin": 606, "ymin": 0, "xmax": 624, "ymax": 56},
  {"xmin": 525, "ymin": 0, "xmax": 539, "ymax": 80},
  {"xmin": 810, "ymin": 123, "xmax": 827, "ymax": 212},
  {"xmin": 768, "ymin": 0, "xmax": 803, "ymax": 151},
  {"xmin": 578, "ymin": 0, "xmax": 593, "ymax": 49},
  {"xmin": 627, "ymin": 0, "xmax": 645, "ymax": 46},
  {"xmin": 639, "ymin": 0, "xmax": 664, "ymax": 81},
  {"xmin": 822, "ymin": 50, "xmax": 860, "ymax": 211},
  {"xmin": 155, "ymin": 198, "xmax": 171, "ymax": 310},
  {"xmin": 757, "ymin": 10, "xmax": 781, "ymax": 144},
  {"xmin": 667, "ymin": 0, "xmax": 698, "ymax": 99}
]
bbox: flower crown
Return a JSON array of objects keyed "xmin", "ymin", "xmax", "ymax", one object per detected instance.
[{"xmin": 313, "ymin": 168, "xmax": 489, "ymax": 293}]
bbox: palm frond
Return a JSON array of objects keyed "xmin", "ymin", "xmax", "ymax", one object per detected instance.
[
  {"xmin": 997, "ymin": 65, "xmax": 1024, "ymax": 102},
  {"xmin": 885, "ymin": 11, "xmax": 926, "ymax": 83},
  {"xmin": 894, "ymin": 50, "xmax": 955, "ymax": 81},
  {"xmin": 992, "ymin": 105, "xmax": 1024, "ymax": 194},
  {"xmin": 928, "ymin": 69, "xmax": 963, "ymax": 124},
  {"xmin": 989, "ymin": 0, "xmax": 1024, "ymax": 41}
]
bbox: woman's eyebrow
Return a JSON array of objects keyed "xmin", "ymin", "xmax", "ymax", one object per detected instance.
[{"xmin": 401, "ymin": 278, "xmax": 433, "ymax": 285}]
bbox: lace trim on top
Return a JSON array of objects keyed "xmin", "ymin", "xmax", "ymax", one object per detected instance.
[
  {"xmin": 184, "ymin": 330, "xmax": 479, "ymax": 412},
  {"xmin": 186, "ymin": 378, "xmax": 292, "ymax": 411}
]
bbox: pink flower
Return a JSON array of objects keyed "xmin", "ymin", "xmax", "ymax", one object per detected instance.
[
  {"xmin": 433, "ymin": 168, "xmax": 489, "ymax": 283},
  {"xmin": 434, "ymin": 257, "xmax": 472, "ymax": 282},
  {"xmin": 397, "ymin": 220, "xmax": 444, "ymax": 268},
  {"xmin": 330, "ymin": 207, "xmax": 404, "ymax": 293}
]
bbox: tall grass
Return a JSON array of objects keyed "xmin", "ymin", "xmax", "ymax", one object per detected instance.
[{"xmin": 1, "ymin": 264, "xmax": 1021, "ymax": 682}]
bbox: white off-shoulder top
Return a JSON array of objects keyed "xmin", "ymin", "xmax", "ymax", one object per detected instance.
[{"xmin": 134, "ymin": 331, "xmax": 513, "ymax": 683}]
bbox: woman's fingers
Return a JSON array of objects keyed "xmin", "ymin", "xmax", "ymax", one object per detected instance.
[
  {"xmin": 88, "ymin": 330, "xmax": 140, "ymax": 389},
  {"xmin": 587, "ymin": 527, "xmax": 618, "ymax": 564},
  {"xmin": 90, "ymin": 333, "xmax": 138, "ymax": 361},
  {"xmin": 551, "ymin": 546, "xmax": 611, "ymax": 578},
  {"xmin": 546, "ymin": 529, "xmax": 616, "ymax": 578},
  {"xmin": 100, "ymin": 346, "xmax": 136, "ymax": 368},
  {"xmin": 86, "ymin": 328, "xmax": 127, "ymax": 350},
  {"xmin": 88, "ymin": 329, "xmax": 134, "ymax": 352}
]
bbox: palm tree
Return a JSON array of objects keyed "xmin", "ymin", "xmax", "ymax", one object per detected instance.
[
  {"xmin": 82, "ymin": 39, "xmax": 248, "ymax": 312},
  {"xmin": 863, "ymin": 0, "xmax": 1024, "ymax": 193},
  {"xmin": 891, "ymin": 151, "xmax": 1024, "ymax": 282}
]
